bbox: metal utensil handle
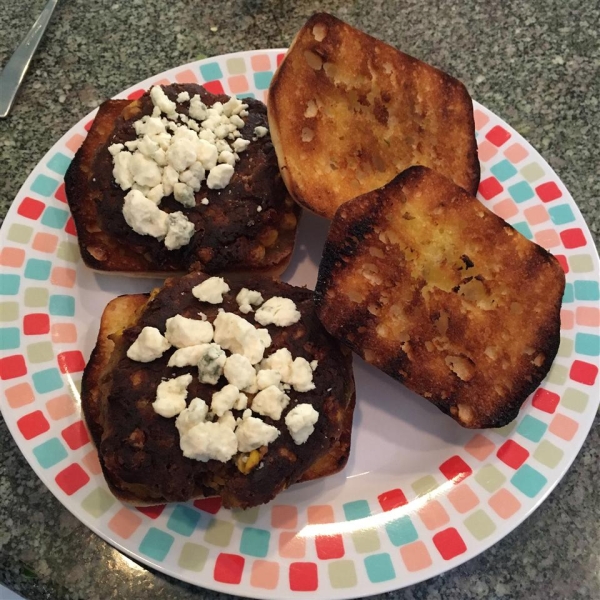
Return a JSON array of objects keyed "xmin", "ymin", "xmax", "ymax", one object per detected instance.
[{"xmin": 0, "ymin": 0, "xmax": 59, "ymax": 118}]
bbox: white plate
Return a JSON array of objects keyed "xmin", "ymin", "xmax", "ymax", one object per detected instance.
[{"xmin": 1, "ymin": 50, "xmax": 599, "ymax": 599}]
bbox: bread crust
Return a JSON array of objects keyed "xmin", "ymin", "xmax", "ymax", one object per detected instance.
[
  {"xmin": 315, "ymin": 166, "xmax": 564, "ymax": 428},
  {"xmin": 268, "ymin": 12, "xmax": 480, "ymax": 219}
]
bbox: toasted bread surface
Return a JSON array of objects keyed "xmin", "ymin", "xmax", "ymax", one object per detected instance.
[
  {"xmin": 268, "ymin": 13, "xmax": 479, "ymax": 219},
  {"xmin": 65, "ymin": 84, "xmax": 300, "ymax": 276},
  {"xmin": 315, "ymin": 166, "xmax": 564, "ymax": 428},
  {"xmin": 82, "ymin": 273, "xmax": 356, "ymax": 508}
]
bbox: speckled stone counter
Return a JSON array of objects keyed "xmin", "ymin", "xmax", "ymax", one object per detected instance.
[{"xmin": 1, "ymin": 1, "xmax": 598, "ymax": 599}]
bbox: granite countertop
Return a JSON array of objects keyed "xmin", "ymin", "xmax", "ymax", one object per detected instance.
[{"xmin": 0, "ymin": 0, "xmax": 598, "ymax": 599}]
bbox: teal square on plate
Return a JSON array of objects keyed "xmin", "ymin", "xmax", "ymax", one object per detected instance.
[
  {"xmin": 32, "ymin": 367, "xmax": 63, "ymax": 394},
  {"xmin": 490, "ymin": 159, "xmax": 517, "ymax": 182},
  {"xmin": 31, "ymin": 174, "xmax": 59, "ymax": 197},
  {"xmin": 49, "ymin": 295, "xmax": 75, "ymax": 316},
  {"xmin": 236, "ymin": 92, "xmax": 255, "ymax": 99},
  {"xmin": 343, "ymin": 500, "xmax": 371, "ymax": 521},
  {"xmin": 253, "ymin": 71, "xmax": 274, "ymax": 90},
  {"xmin": 562, "ymin": 283, "xmax": 574, "ymax": 303},
  {"xmin": 575, "ymin": 333, "xmax": 600, "ymax": 356},
  {"xmin": 139, "ymin": 527, "xmax": 174, "ymax": 561},
  {"xmin": 510, "ymin": 464, "xmax": 547, "ymax": 498},
  {"xmin": 41, "ymin": 206, "xmax": 69, "ymax": 229},
  {"xmin": 33, "ymin": 437, "xmax": 68, "ymax": 468},
  {"xmin": 0, "ymin": 327, "xmax": 20, "ymax": 350},
  {"xmin": 199, "ymin": 62, "xmax": 223, "ymax": 81},
  {"xmin": 239, "ymin": 527, "xmax": 270, "ymax": 557},
  {"xmin": 47, "ymin": 152, "xmax": 72, "ymax": 176},
  {"xmin": 167, "ymin": 505, "xmax": 201, "ymax": 537},
  {"xmin": 364, "ymin": 553, "xmax": 395, "ymax": 583},
  {"xmin": 548, "ymin": 204, "xmax": 575, "ymax": 225},
  {"xmin": 385, "ymin": 515, "xmax": 418, "ymax": 546},
  {"xmin": 574, "ymin": 280, "xmax": 599, "ymax": 301},
  {"xmin": 0, "ymin": 274, "xmax": 21, "ymax": 296},
  {"xmin": 24, "ymin": 258, "xmax": 52, "ymax": 281},
  {"xmin": 512, "ymin": 221, "xmax": 532, "ymax": 239},
  {"xmin": 508, "ymin": 181, "xmax": 534, "ymax": 203},
  {"xmin": 516, "ymin": 415, "xmax": 547, "ymax": 442}
]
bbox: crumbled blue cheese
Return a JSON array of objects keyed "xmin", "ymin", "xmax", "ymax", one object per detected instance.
[
  {"xmin": 165, "ymin": 315, "xmax": 214, "ymax": 348},
  {"xmin": 112, "ymin": 86, "xmax": 255, "ymax": 250},
  {"xmin": 210, "ymin": 384, "xmax": 240, "ymax": 417},
  {"xmin": 180, "ymin": 421, "xmax": 238, "ymax": 462},
  {"xmin": 289, "ymin": 357, "xmax": 316, "ymax": 392},
  {"xmin": 218, "ymin": 410, "xmax": 236, "ymax": 430},
  {"xmin": 285, "ymin": 403, "xmax": 319, "ymax": 444},
  {"xmin": 236, "ymin": 288, "xmax": 264, "ymax": 314},
  {"xmin": 206, "ymin": 164, "xmax": 234, "ymax": 189},
  {"xmin": 153, "ymin": 373, "xmax": 193, "ymax": 418},
  {"xmin": 164, "ymin": 212, "xmax": 195, "ymax": 250},
  {"xmin": 261, "ymin": 348, "xmax": 294, "ymax": 381},
  {"xmin": 251, "ymin": 385, "xmax": 289, "ymax": 420},
  {"xmin": 127, "ymin": 326, "xmax": 171, "ymax": 362},
  {"xmin": 236, "ymin": 412, "xmax": 280, "ymax": 452},
  {"xmin": 213, "ymin": 311, "xmax": 271, "ymax": 364},
  {"xmin": 192, "ymin": 277, "xmax": 230, "ymax": 304},
  {"xmin": 223, "ymin": 353, "xmax": 256, "ymax": 391},
  {"xmin": 254, "ymin": 126, "xmax": 268, "ymax": 139},
  {"xmin": 256, "ymin": 369, "xmax": 281, "ymax": 390},
  {"xmin": 234, "ymin": 392, "xmax": 248, "ymax": 410},
  {"xmin": 197, "ymin": 343, "xmax": 227, "ymax": 385},
  {"xmin": 168, "ymin": 343, "xmax": 209, "ymax": 368},
  {"xmin": 175, "ymin": 397, "xmax": 208, "ymax": 435},
  {"xmin": 255, "ymin": 297, "xmax": 301, "ymax": 327}
]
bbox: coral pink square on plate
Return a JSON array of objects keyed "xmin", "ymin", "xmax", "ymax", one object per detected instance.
[
  {"xmin": 228, "ymin": 75, "xmax": 249, "ymax": 93},
  {"xmin": 534, "ymin": 229, "xmax": 560, "ymax": 249},
  {"xmin": 400, "ymin": 541, "xmax": 433, "ymax": 572},
  {"xmin": 251, "ymin": 560, "xmax": 279, "ymax": 589},
  {"xmin": 5, "ymin": 382, "xmax": 35, "ymax": 408},
  {"xmin": 0, "ymin": 247, "xmax": 25, "ymax": 267},
  {"xmin": 524, "ymin": 205, "xmax": 549, "ymax": 225},
  {"xmin": 251, "ymin": 54, "xmax": 271, "ymax": 71},
  {"xmin": 549, "ymin": 414, "xmax": 578, "ymax": 440},
  {"xmin": 464, "ymin": 434, "xmax": 495, "ymax": 461},
  {"xmin": 493, "ymin": 198, "xmax": 518, "ymax": 220},
  {"xmin": 503, "ymin": 142, "xmax": 529, "ymax": 163},
  {"xmin": 447, "ymin": 484, "xmax": 479, "ymax": 513},
  {"xmin": 488, "ymin": 489, "xmax": 521, "ymax": 519},
  {"xmin": 108, "ymin": 507, "xmax": 143, "ymax": 539}
]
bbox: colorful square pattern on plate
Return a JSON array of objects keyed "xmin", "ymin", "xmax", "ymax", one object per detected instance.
[{"xmin": 0, "ymin": 50, "xmax": 598, "ymax": 600}]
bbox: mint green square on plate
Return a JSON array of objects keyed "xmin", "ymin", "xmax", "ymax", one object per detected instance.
[
  {"xmin": 33, "ymin": 437, "xmax": 67, "ymax": 468},
  {"xmin": 139, "ymin": 528, "xmax": 174, "ymax": 561},
  {"xmin": 510, "ymin": 464, "xmax": 547, "ymax": 498},
  {"xmin": 364, "ymin": 553, "xmax": 395, "ymax": 583},
  {"xmin": 239, "ymin": 527, "xmax": 270, "ymax": 557}
]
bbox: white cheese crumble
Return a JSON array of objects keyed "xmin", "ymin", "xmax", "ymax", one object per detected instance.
[
  {"xmin": 164, "ymin": 212, "xmax": 195, "ymax": 250},
  {"xmin": 210, "ymin": 384, "xmax": 240, "ymax": 417},
  {"xmin": 254, "ymin": 126, "xmax": 268, "ymax": 138},
  {"xmin": 213, "ymin": 311, "xmax": 271, "ymax": 364},
  {"xmin": 261, "ymin": 348, "xmax": 294, "ymax": 381},
  {"xmin": 218, "ymin": 410, "xmax": 237, "ymax": 430},
  {"xmin": 285, "ymin": 403, "xmax": 319, "ymax": 444},
  {"xmin": 153, "ymin": 373, "xmax": 193, "ymax": 418},
  {"xmin": 256, "ymin": 369, "xmax": 281, "ymax": 390},
  {"xmin": 206, "ymin": 164, "xmax": 234, "ymax": 189},
  {"xmin": 197, "ymin": 343, "xmax": 227, "ymax": 384},
  {"xmin": 236, "ymin": 288, "xmax": 264, "ymax": 314},
  {"xmin": 223, "ymin": 353, "xmax": 257, "ymax": 391},
  {"xmin": 192, "ymin": 277, "xmax": 230, "ymax": 304},
  {"xmin": 234, "ymin": 392, "xmax": 248, "ymax": 410},
  {"xmin": 236, "ymin": 413, "xmax": 280, "ymax": 452},
  {"xmin": 122, "ymin": 190, "xmax": 168, "ymax": 238},
  {"xmin": 127, "ymin": 326, "xmax": 171, "ymax": 362},
  {"xmin": 289, "ymin": 357, "xmax": 316, "ymax": 392},
  {"xmin": 251, "ymin": 385, "xmax": 289, "ymax": 420},
  {"xmin": 175, "ymin": 397, "xmax": 208, "ymax": 435},
  {"xmin": 180, "ymin": 421, "xmax": 238, "ymax": 462},
  {"xmin": 165, "ymin": 315, "xmax": 214, "ymax": 348},
  {"xmin": 200, "ymin": 198, "xmax": 209, "ymax": 205},
  {"xmin": 168, "ymin": 344, "xmax": 208, "ymax": 368},
  {"xmin": 255, "ymin": 297, "xmax": 301, "ymax": 327},
  {"xmin": 177, "ymin": 91, "xmax": 190, "ymax": 103}
]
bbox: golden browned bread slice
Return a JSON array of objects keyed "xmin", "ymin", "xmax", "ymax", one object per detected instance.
[
  {"xmin": 268, "ymin": 12, "xmax": 479, "ymax": 219},
  {"xmin": 314, "ymin": 166, "xmax": 564, "ymax": 428},
  {"xmin": 82, "ymin": 272, "xmax": 356, "ymax": 508},
  {"xmin": 65, "ymin": 84, "xmax": 300, "ymax": 276}
]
